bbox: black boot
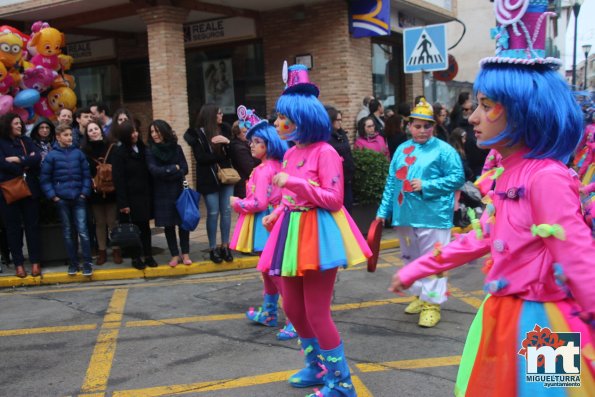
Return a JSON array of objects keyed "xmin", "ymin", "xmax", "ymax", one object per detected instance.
[
  {"xmin": 131, "ymin": 257, "xmax": 146, "ymax": 270},
  {"xmin": 144, "ymin": 256, "xmax": 158, "ymax": 267},
  {"xmin": 219, "ymin": 245, "xmax": 233, "ymax": 262},
  {"xmin": 209, "ymin": 249, "xmax": 223, "ymax": 264}
]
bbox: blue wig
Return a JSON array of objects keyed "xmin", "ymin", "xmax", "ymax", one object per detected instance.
[
  {"xmin": 275, "ymin": 92, "xmax": 331, "ymax": 144},
  {"xmin": 474, "ymin": 64, "xmax": 583, "ymax": 163},
  {"xmin": 246, "ymin": 122, "xmax": 288, "ymax": 161}
]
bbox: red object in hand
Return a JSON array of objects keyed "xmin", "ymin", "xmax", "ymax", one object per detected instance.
[{"xmin": 366, "ymin": 219, "xmax": 383, "ymax": 272}]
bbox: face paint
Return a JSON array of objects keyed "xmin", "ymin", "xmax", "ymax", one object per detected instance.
[{"xmin": 483, "ymin": 99, "xmax": 505, "ymax": 123}]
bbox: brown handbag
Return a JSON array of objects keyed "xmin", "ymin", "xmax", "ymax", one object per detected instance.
[
  {"xmin": 216, "ymin": 164, "xmax": 241, "ymax": 185},
  {"xmin": 0, "ymin": 140, "xmax": 32, "ymax": 204}
]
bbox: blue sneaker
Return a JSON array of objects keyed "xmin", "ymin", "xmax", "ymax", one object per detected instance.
[
  {"xmin": 67, "ymin": 264, "xmax": 79, "ymax": 276},
  {"xmin": 277, "ymin": 322, "xmax": 298, "ymax": 341},
  {"xmin": 82, "ymin": 263, "xmax": 93, "ymax": 277}
]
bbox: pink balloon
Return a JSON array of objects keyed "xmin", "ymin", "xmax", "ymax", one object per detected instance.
[{"xmin": 0, "ymin": 95, "xmax": 13, "ymax": 115}]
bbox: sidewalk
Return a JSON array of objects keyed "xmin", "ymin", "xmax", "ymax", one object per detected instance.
[{"xmin": 0, "ymin": 198, "xmax": 468, "ymax": 288}]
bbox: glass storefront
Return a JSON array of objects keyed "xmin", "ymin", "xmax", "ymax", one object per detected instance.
[
  {"xmin": 186, "ymin": 40, "xmax": 265, "ymax": 126},
  {"xmin": 372, "ymin": 34, "xmax": 405, "ymax": 110},
  {"xmin": 70, "ymin": 63, "xmax": 121, "ymax": 111}
]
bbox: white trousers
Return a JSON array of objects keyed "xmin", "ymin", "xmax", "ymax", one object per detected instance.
[{"xmin": 396, "ymin": 226, "xmax": 451, "ymax": 304}]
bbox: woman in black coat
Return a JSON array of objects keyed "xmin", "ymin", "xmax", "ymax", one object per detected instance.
[
  {"xmin": 82, "ymin": 121, "xmax": 121, "ymax": 266},
  {"xmin": 183, "ymin": 103, "xmax": 234, "ymax": 264},
  {"xmin": 111, "ymin": 121, "xmax": 155, "ymax": 270},
  {"xmin": 229, "ymin": 120, "xmax": 260, "ymax": 198},
  {"xmin": 326, "ymin": 107, "xmax": 355, "ymax": 213},
  {"xmin": 146, "ymin": 119, "xmax": 191, "ymax": 267},
  {"xmin": 0, "ymin": 113, "xmax": 42, "ymax": 278}
]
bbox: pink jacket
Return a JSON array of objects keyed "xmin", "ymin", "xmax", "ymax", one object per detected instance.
[
  {"xmin": 232, "ymin": 159, "xmax": 283, "ymax": 214},
  {"xmin": 354, "ymin": 135, "xmax": 389, "ymax": 159},
  {"xmin": 400, "ymin": 149, "xmax": 595, "ymax": 322},
  {"xmin": 273, "ymin": 142, "xmax": 343, "ymax": 217}
]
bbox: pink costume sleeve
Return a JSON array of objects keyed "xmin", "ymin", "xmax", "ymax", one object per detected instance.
[
  {"xmin": 398, "ymin": 228, "xmax": 491, "ymax": 287},
  {"xmin": 583, "ymin": 182, "xmax": 595, "ymax": 195},
  {"xmin": 529, "ymin": 169, "xmax": 595, "ymax": 319},
  {"xmin": 232, "ymin": 165, "xmax": 272, "ymax": 215},
  {"xmin": 284, "ymin": 147, "xmax": 344, "ymax": 211}
]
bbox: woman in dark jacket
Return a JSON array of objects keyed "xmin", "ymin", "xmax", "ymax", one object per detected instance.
[
  {"xmin": 82, "ymin": 121, "xmax": 121, "ymax": 266},
  {"xmin": 326, "ymin": 106, "xmax": 355, "ymax": 212},
  {"xmin": 29, "ymin": 117, "xmax": 55, "ymax": 162},
  {"xmin": 146, "ymin": 119, "xmax": 191, "ymax": 267},
  {"xmin": 384, "ymin": 114, "xmax": 408, "ymax": 160},
  {"xmin": 229, "ymin": 120, "xmax": 260, "ymax": 198},
  {"xmin": 183, "ymin": 103, "xmax": 234, "ymax": 264},
  {"xmin": 111, "ymin": 121, "xmax": 155, "ymax": 270},
  {"xmin": 0, "ymin": 113, "xmax": 42, "ymax": 278}
]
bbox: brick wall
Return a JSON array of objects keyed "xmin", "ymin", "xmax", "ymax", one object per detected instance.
[
  {"xmin": 138, "ymin": 6, "xmax": 194, "ymax": 184},
  {"xmin": 260, "ymin": 0, "xmax": 372, "ymax": 141}
]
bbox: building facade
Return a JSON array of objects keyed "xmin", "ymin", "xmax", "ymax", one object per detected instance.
[{"xmin": 0, "ymin": 0, "xmax": 458, "ymax": 183}]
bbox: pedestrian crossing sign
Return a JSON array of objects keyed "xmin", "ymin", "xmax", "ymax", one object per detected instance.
[{"xmin": 403, "ymin": 24, "xmax": 448, "ymax": 73}]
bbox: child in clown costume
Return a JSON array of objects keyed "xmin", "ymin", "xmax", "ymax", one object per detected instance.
[
  {"xmin": 389, "ymin": 1, "xmax": 595, "ymax": 395},
  {"xmin": 229, "ymin": 105, "xmax": 296, "ymax": 341},
  {"xmin": 376, "ymin": 98, "xmax": 465, "ymax": 328},
  {"xmin": 258, "ymin": 63, "xmax": 371, "ymax": 397}
]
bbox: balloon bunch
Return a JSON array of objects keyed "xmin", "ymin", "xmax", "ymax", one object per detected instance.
[{"xmin": 0, "ymin": 21, "xmax": 76, "ymax": 123}]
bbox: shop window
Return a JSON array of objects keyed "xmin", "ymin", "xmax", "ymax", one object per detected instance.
[
  {"xmin": 70, "ymin": 63, "xmax": 120, "ymax": 110},
  {"xmin": 120, "ymin": 58, "xmax": 151, "ymax": 102},
  {"xmin": 186, "ymin": 41, "xmax": 265, "ymax": 125},
  {"xmin": 371, "ymin": 35, "xmax": 404, "ymax": 110}
]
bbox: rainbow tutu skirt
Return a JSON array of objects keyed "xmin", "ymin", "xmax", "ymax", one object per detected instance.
[
  {"xmin": 257, "ymin": 207, "xmax": 372, "ymax": 277},
  {"xmin": 455, "ymin": 295, "xmax": 594, "ymax": 396},
  {"xmin": 230, "ymin": 208, "xmax": 272, "ymax": 253}
]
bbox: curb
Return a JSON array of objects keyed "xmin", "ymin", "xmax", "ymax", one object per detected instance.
[{"xmin": 0, "ymin": 226, "xmax": 471, "ymax": 288}]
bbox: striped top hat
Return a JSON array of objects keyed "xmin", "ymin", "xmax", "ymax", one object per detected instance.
[{"xmin": 481, "ymin": 0, "xmax": 561, "ymax": 68}]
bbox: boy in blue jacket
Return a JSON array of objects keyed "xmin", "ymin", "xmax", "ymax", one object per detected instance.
[{"xmin": 41, "ymin": 124, "xmax": 93, "ymax": 276}]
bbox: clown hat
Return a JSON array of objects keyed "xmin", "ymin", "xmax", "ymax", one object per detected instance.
[
  {"xmin": 409, "ymin": 97, "xmax": 434, "ymax": 122},
  {"xmin": 481, "ymin": 0, "xmax": 561, "ymax": 68},
  {"xmin": 282, "ymin": 61, "xmax": 319, "ymax": 97},
  {"xmin": 237, "ymin": 105, "xmax": 267, "ymax": 137}
]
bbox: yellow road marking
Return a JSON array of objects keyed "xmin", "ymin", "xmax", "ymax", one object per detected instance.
[
  {"xmin": 112, "ymin": 369, "xmax": 296, "ymax": 397},
  {"xmin": 449, "ymin": 287, "xmax": 484, "ymax": 309},
  {"xmin": 0, "ymin": 273, "xmax": 258, "ymax": 296},
  {"xmin": 357, "ymin": 355, "xmax": 461, "ymax": 372},
  {"xmin": 81, "ymin": 289, "xmax": 128, "ymax": 393},
  {"xmin": 0, "ymin": 323, "xmax": 97, "ymax": 337},
  {"xmin": 126, "ymin": 313, "xmax": 245, "ymax": 327},
  {"xmin": 332, "ymin": 296, "xmax": 413, "ymax": 311},
  {"xmin": 111, "ymin": 355, "xmax": 460, "ymax": 396},
  {"xmin": 351, "ymin": 375, "xmax": 374, "ymax": 396},
  {"xmin": 78, "ymin": 394, "xmax": 105, "ymax": 397}
]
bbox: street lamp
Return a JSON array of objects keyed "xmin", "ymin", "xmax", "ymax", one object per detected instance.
[
  {"xmin": 583, "ymin": 44, "xmax": 592, "ymax": 90},
  {"xmin": 571, "ymin": 0, "xmax": 584, "ymax": 90}
]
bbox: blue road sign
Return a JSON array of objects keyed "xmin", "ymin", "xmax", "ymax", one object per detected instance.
[{"xmin": 404, "ymin": 24, "xmax": 448, "ymax": 73}]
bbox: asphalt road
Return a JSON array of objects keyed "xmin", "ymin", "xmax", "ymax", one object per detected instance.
[{"xmin": 0, "ymin": 248, "xmax": 487, "ymax": 397}]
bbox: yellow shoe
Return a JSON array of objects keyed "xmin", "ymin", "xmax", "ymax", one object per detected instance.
[
  {"xmin": 418, "ymin": 303, "xmax": 441, "ymax": 327},
  {"xmin": 404, "ymin": 297, "xmax": 423, "ymax": 314}
]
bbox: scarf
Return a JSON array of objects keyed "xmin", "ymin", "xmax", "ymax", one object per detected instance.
[{"xmin": 150, "ymin": 141, "xmax": 177, "ymax": 163}]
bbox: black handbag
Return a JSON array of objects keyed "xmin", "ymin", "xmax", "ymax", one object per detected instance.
[{"xmin": 110, "ymin": 216, "xmax": 142, "ymax": 257}]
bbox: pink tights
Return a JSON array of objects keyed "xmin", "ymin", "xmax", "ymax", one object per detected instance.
[
  {"xmin": 262, "ymin": 271, "xmax": 282, "ymax": 295},
  {"xmin": 281, "ymin": 268, "xmax": 340, "ymax": 350}
]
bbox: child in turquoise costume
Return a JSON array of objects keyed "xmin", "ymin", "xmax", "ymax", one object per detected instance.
[{"xmin": 229, "ymin": 105, "xmax": 296, "ymax": 340}]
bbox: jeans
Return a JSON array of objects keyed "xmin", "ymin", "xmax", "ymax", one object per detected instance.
[
  {"xmin": 56, "ymin": 197, "xmax": 92, "ymax": 265},
  {"xmin": 204, "ymin": 184, "xmax": 234, "ymax": 249},
  {"xmin": 0, "ymin": 196, "xmax": 41, "ymax": 266},
  {"xmin": 164, "ymin": 226, "xmax": 190, "ymax": 256}
]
